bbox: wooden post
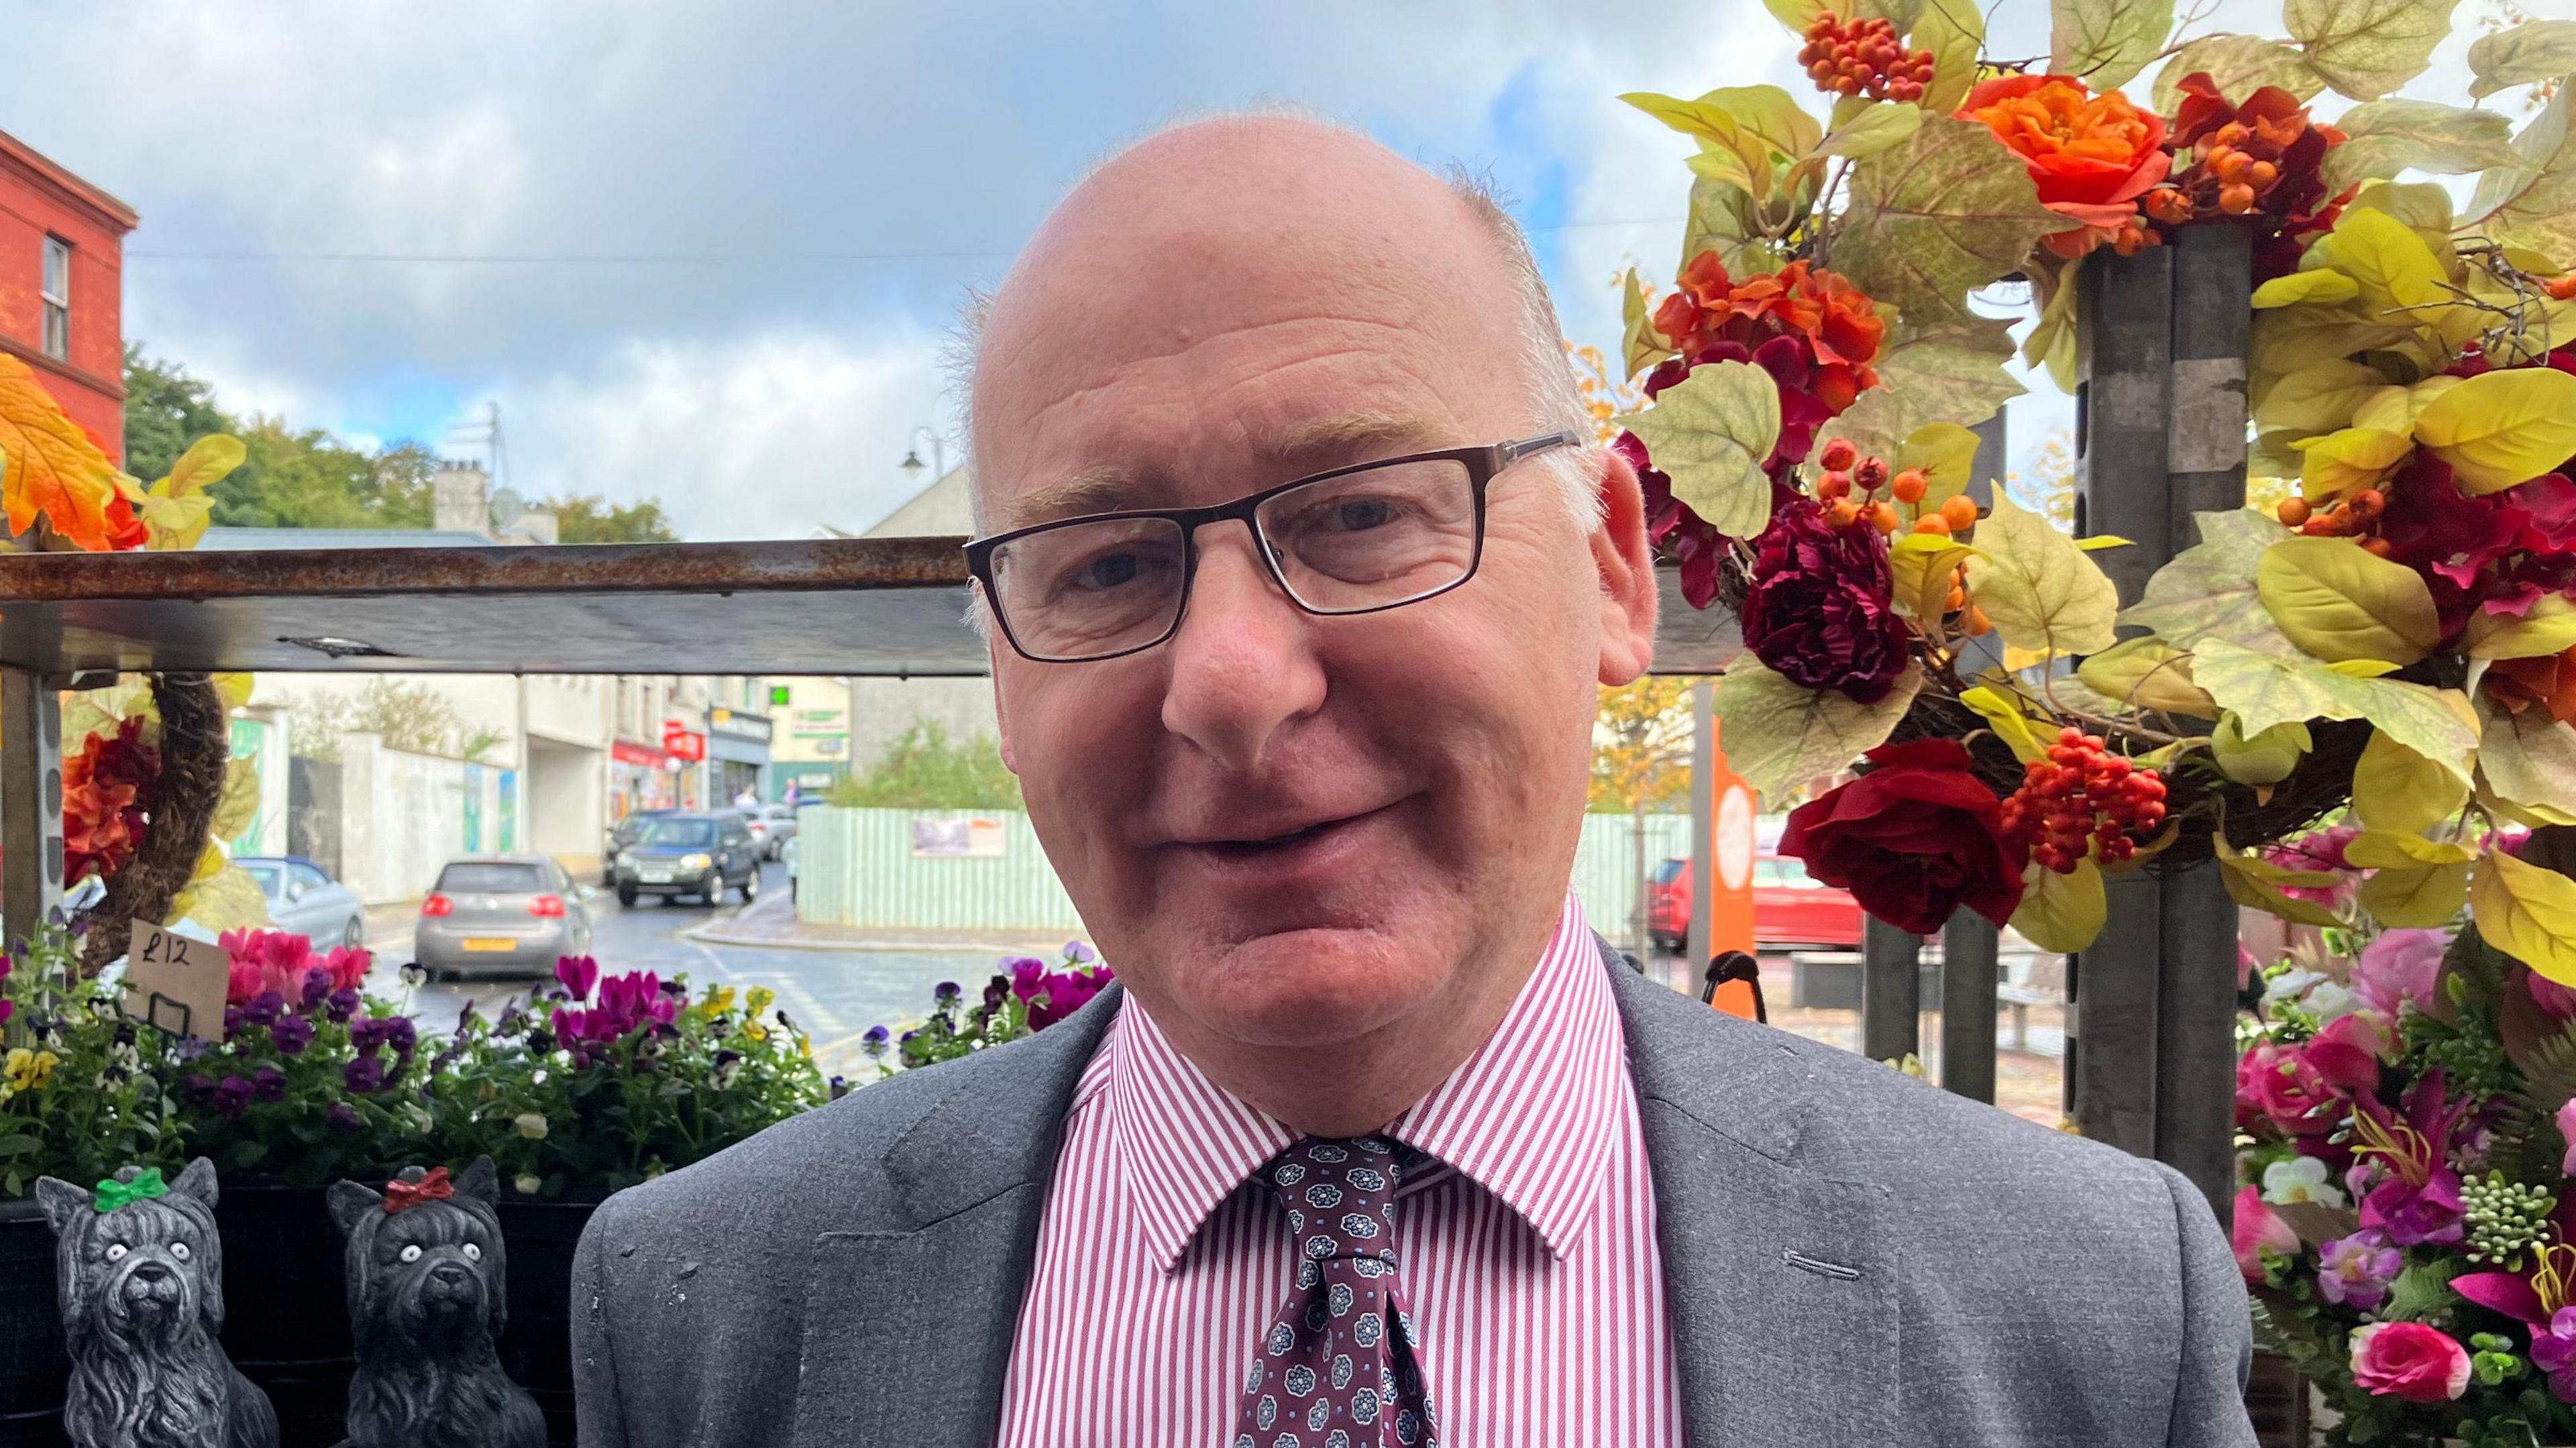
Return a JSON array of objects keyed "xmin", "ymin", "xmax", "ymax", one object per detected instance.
[
  {"xmin": 1, "ymin": 667, "xmax": 64, "ymax": 948},
  {"xmin": 1862, "ymin": 915, "xmax": 1921, "ymax": 1064},
  {"xmin": 2157, "ymin": 221, "xmax": 2255, "ymax": 1222},
  {"xmin": 2072, "ymin": 244, "xmax": 2176, "ymax": 1158},
  {"xmin": 1938, "ymin": 408, "xmax": 2010, "ymax": 1103}
]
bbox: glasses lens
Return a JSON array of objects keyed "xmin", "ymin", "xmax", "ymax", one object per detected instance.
[
  {"xmin": 987, "ymin": 515, "xmax": 1189, "ymax": 660},
  {"xmin": 1256, "ymin": 457, "xmax": 1478, "ymax": 612}
]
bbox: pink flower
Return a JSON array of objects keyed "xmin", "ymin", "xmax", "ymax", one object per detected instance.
[
  {"xmin": 555, "ymin": 954, "xmax": 599, "ymax": 1002},
  {"xmin": 2348, "ymin": 1321, "xmax": 2471, "ymax": 1403},
  {"xmin": 2559, "ymin": 1098, "xmax": 2576, "ymax": 1177},
  {"xmin": 2316, "ymin": 1231, "xmax": 2402, "ymax": 1310},
  {"xmin": 217, "ymin": 928, "xmax": 318, "ymax": 1006},
  {"xmin": 2353, "ymin": 929, "xmax": 2447, "ymax": 1017},
  {"xmin": 2231, "ymin": 1185, "xmax": 2298, "ymax": 1283},
  {"xmin": 1029, "ymin": 965, "xmax": 1114, "ymax": 1031},
  {"xmin": 2237, "ymin": 1034, "xmax": 2375, "ymax": 1137},
  {"xmin": 2531, "ymin": 968, "xmax": 2576, "ymax": 1021},
  {"xmin": 317, "ymin": 945, "xmax": 370, "ymax": 993}
]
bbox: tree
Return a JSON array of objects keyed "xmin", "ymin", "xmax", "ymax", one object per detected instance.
[
  {"xmin": 828, "ymin": 720, "xmax": 1022, "ymax": 810},
  {"xmin": 1589, "ymin": 679, "xmax": 1694, "ymax": 957},
  {"xmin": 122, "ymin": 349, "xmax": 680, "ymax": 537},
  {"xmin": 548, "ymin": 493, "xmax": 679, "ymax": 543}
]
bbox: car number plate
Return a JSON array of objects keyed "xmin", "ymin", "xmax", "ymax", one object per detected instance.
[
  {"xmin": 461, "ymin": 938, "xmax": 517, "ymax": 953},
  {"xmin": 639, "ymin": 870, "xmax": 672, "ymax": 883}
]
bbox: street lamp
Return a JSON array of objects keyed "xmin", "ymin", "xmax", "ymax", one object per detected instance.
[{"xmin": 899, "ymin": 427, "xmax": 947, "ymax": 484}]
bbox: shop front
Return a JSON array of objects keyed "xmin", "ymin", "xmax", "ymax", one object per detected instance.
[
  {"xmin": 708, "ymin": 706, "xmax": 771, "ymax": 807},
  {"xmin": 609, "ymin": 739, "xmax": 680, "ymax": 820}
]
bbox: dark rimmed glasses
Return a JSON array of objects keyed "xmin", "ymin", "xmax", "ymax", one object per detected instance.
[{"xmin": 964, "ymin": 431, "xmax": 1580, "ymax": 663}]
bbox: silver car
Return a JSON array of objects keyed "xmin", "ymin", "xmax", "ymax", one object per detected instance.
[
  {"xmin": 414, "ymin": 856, "xmax": 596, "ymax": 981},
  {"xmin": 237, "ymin": 856, "xmax": 367, "ymax": 950}
]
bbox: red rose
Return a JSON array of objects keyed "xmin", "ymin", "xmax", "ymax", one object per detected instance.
[
  {"xmin": 1777, "ymin": 738, "xmax": 2024, "ymax": 935},
  {"xmin": 2348, "ymin": 1322, "xmax": 2471, "ymax": 1404}
]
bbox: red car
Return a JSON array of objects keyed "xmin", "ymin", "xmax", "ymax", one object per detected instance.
[{"xmin": 1647, "ymin": 854, "xmax": 1866, "ymax": 952}]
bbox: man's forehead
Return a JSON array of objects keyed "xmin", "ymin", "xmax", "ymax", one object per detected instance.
[{"xmin": 985, "ymin": 410, "xmax": 1448, "ymax": 532}]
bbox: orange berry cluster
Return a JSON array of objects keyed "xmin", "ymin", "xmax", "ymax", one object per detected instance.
[
  {"xmin": 2000, "ymin": 728, "xmax": 2168, "ymax": 874},
  {"xmin": 2148, "ymin": 117, "xmax": 2297, "ymax": 222},
  {"xmin": 2275, "ymin": 490, "xmax": 2392, "ymax": 555},
  {"xmin": 1798, "ymin": 14, "xmax": 1934, "ymax": 103},
  {"xmin": 2548, "ymin": 274, "xmax": 2576, "ymax": 302},
  {"xmin": 1811, "ymin": 437, "xmax": 1980, "ymax": 537}
]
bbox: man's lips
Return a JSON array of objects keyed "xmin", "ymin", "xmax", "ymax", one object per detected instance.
[{"xmin": 1165, "ymin": 803, "xmax": 1393, "ymax": 856}]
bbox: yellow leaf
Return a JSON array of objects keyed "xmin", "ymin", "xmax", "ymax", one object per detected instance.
[
  {"xmin": 2477, "ymin": 694, "xmax": 2576, "ymax": 823},
  {"xmin": 2077, "ymin": 535, "xmax": 2133, "ymax": 552},
  {"xmin": 1959, "ymin": 684, "xmax": 2049, "ymax": 763},
  {"xmin": 0, "ymin": 355, "xmax": 121, "ymax": 549},
  {"xmin": 2283, "ymin": 0, "xmax": 2462, "ymax": 103},
  {"xmin": 2078, "ymin": 637, "xmax": 2216, "ymax": 717},
  {"xmin": 2152, "ymin": 34, "xmax": 2326, "ymax": 113},
  {"xmin": 1621, "ymin": 91, "xmax": 1748, "ymax": 148},
  {"xmin": 1696, "ymin": 85, "xmax": 1824, "ymax": 165},
  {"xmin": 2298, "ymin": 205, "xmax": 2449, "ymax": 315},
  {"xmin": 2410, "ymin": 366, "xmax": 2576, "ymax": 496},
  {"xmin": 2351, "ymin": 727, "xmax": 2470, "ymax": 832},
  {"xmin": 209, "ymin": 758, "xmax": 262, "ymax": 842},
  {"xmin": 2011, "ymin": 857, "xmax": 2106, "ymax": 953},
  {"xmin": 212, "ymin": 673, "xmax": 254, "ymax": 711},
  {"xmin": 2352, "ymin": 178, "xmax": 2457, "ymax": 249},
  {"xmin": 2218, "ymin": 836, "xmax": 2346, "ymax": 927},
  {"xmin": 2292, "ymin": 425, "xmax": 2413, "ymax": 500},
  {"xmin": 1621, "ymin": 268, "xmax": 1674, "ymax": 381},
  {"xmin": 140, "ymin": 492, "xmax": 213, "ymax": 551},
  {"xmin": 2344, "ymin": 830, "xmax": 2479, "ymax": 868},
  {"xmin": 2256, "ymin": 535, "xmax": 2441, "ymax": 665},
  {"xmin": 2464, "ymin": 82, "xmax": 2576, "ymax": 261},
  {"xmin": 158, "ymin": 434, "xmax": 246, "ymax": 500},
  {"xmin": 171, "ymin": 864, "xmax": 270, "ymax": 934},
  {"xmin": 1887, "ymin": 531, "xmax": 1973, "ymax": 622},
  {"xmin": 1896, "ymin": 422, "xmax": 1980, "ymax": 508},
  {"xmin": 2325, "ymin": 658, "xmax": 2405, "ymax": 678},
  {"xmin": 1686, "ymin": 146, "xmax": 1761, "ymax": 192},
  {"xmin": 2253, "ymin": 270, "xmax": 2360, "ymax": 308},
  {"xmin": 2469, "ymin": 19, "xmax": 2576, "ymax": 101},
  {"xmin": 1614, "ymin": 361, "xmax": 1780, "ymax": 539},
  {"xmin": 2471, "ymin": 851, "xmax": 2576, "ymax": 986},
  {"xmin": 2465, "ymin": 594, "xmax": 2576, "ymax": 660},
  {"xmin": 2360, "ymin": 862, "xmax": 2473, "ymax": 928},
  {"xmin": 1911, "ymin": 0, "xmax": 1982, "ymax": 113},
  {"xmin": 1964, "ymin": 494, "xmax": 2119, "ymax": 660},
  {"xmin": 2212, "ymin": 713, "xmax": 2312, "ymax": 785},
  {"xmin": 2348, "ymin": 385, "xmax": 2414, "ymax": 436}
]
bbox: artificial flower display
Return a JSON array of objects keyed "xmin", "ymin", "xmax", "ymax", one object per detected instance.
[
  {"xmin": 1962, "ymin": 73, "xmax": 2169, "ymax": 258},
  {"xmin": 1776, "ymin": 739, "xmax": 2023, "ymax": 935}
]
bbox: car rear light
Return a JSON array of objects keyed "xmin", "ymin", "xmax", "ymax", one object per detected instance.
[
  {"xmin": 421, "ymin": 894, "xmax": 453, "ymax": 917},
  {"xmin": 529, "ymin": 895, "xmax": 567, "ymax": 918}
]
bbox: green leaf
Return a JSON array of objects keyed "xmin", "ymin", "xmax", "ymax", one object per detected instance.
[
  {"xmin": 1698, "ymin": 85, "xmax": 1824, "ymax": 164},
  {"xmin": 2012, "ymin": 858, "xmax": 2108, "ymax": 952},
  {"xmin": 2051, "ymin": 0, "xmax": 2174, "ymax": 90},
  {"xmin": 2283, "ymin": 0, "xmax": 2463, "ymax": 101},
  {"xmin": 1959, "ymin": 683, "xmax": 2050, "ymax": 763},
  {"xmin": 2251, "ymin": 301, "xmax": 2420, "ymax": 380},
  {"xmin": 1911, "ymin": 0, "xmax": 1984, "ymax": 115},
  {"xmin": 1711, "ymin": 659, "xmax": 1924, "ymax": 803},
  {"xmin": 1680, "ymin": 175, "xmax": 1784, "ymax": 279},
  {"xmin": 2151, "ymin": 35, "xmax": 2326, "ymax": 113},
  {"xmin": 1818, "ymin": 101, "xmax": 1923, "ymax": 160},
  {"xmin": 1613, "ymin": 361, "xmax": 1780, "ymax": 539},
  {"xmin": 1963, "ymin": 493, "xmax": 2119, "ymax": 659},
  {"xmin": 2252, "ymin": 270, "xmax": 2361, "ymax": 309},
  {"xmin": 2467, "ymin": 594, "xmax": 2576, "ymax": 661},
  {"xmin": 2357, "ymin": 864, "xmax": 2469, "ymax": 928},
  {"xmin": 2256, "ymin": 535, "xmax": 2443, "ymax": 665},
  {"xmin": 2467, "ymin": 80, "xmax": 2576, "ymax": 260},
  {"xmin": 1622, "ymin": 91, "xmax": 1750, "ymax": 146},
  {"xmin": 2078, "ymin": 636, "xmax": 2218, "ymax": 716},
  {"xmin": 2468, "ymin": 19, "xmax": 2576, "ymax": 101},
  {"xmin": 2212, "ymin": 714, "xmax": 2312, "ymax": 784},
  {"xmin": 1896, "ymin": 421, "xmax": 1981, "ymax": 506},
  {"xmin": 1822, "ymin": 316, "xmax": 2024, "ymax": 464},
  {"xmin": 2120, "ymin": 509, "xmax": 2298, "ymax": 655},
  {"xmin": 2410, "ymin": 364, "xmax": 2576, "ymax": 496},
  {"xmin": 2472, "ymin": 851, "xmax": 2576, "ymax": 987},
  {"xmin": 2194, "ymin": 638, "xmax": 2478, "ymax": 766},
  {"xmin": 1888, "ymin": 531, "xmax": 1974, "ymax": 622},
  {"xmin": 2323, "ymin": 99, "xmax": 2518, "ymax": 192},
  {"xmin": 2351, "ymin": 725, "xmax": 2471, "ymax": 832},
  {"xmin": 1761, "ymin": 0, "xmax": 1850, "ymax": 32},
  {"xmin": 2378, "ymin": 1258, "xmax": 2460, "ymax": 1322},
  {"xmin": 1827, "ymin": 113, "xmax": 2079, "ymax": 334}
]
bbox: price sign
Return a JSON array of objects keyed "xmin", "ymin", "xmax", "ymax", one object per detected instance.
[{"xmin": 123, "ymin": 921, "xmax": 231, "ymax": 1041}]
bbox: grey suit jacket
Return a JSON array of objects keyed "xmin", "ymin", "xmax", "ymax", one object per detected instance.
[{"xmin": 572, "ymin": 949, "xmax": 2259, "ymax": 1447}]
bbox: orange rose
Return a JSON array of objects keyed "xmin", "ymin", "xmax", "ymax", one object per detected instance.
[
  {"xmin": 1961, "ymin": 74, "xmax": 2171, "ymax": 260},
  {"xmin": 1655, "ymin": 256, "xmax": 1884, "ymax": 409},
  {"xmin": 2487, "ymin": 643, "xmax": 2576, "ymax": 726}
]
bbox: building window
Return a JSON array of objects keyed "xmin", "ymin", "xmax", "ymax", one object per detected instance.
[{"xmin": 40, "ymin": 237, "xmax": 70, "ymax": 361}]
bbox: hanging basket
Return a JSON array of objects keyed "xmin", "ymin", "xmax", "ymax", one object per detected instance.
[{"xmin": 76, "ymin": 672, "xmax": 228, "ymax": 977}]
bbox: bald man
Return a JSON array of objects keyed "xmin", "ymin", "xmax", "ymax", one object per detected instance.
[{"xmin": 572, "ymin": 118, "xmax": 2257, "ymax": 1448}]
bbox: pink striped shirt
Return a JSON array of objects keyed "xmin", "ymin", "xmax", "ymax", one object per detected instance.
[{"xmin": 996, "ymin": 895, "xmax": 1683, "ymax": 1446}]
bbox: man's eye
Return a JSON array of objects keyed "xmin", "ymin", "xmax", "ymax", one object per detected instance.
[
  {"xmin": 1328, "ymin": 497, "xmax": 1402, "ymax": 531},
  {"xmin": 1075, "ymin": 552, "xmax": 1144, "ymax": 590}
]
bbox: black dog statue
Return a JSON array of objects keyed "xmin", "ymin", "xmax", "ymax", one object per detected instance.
[
  {"xmin": 327, "ymin": 1156, "xmax": 544, "ymax": 1448},
  {"xmin": 34, "ymin": 1158, "xmax": 281, "ymax": 1448}
]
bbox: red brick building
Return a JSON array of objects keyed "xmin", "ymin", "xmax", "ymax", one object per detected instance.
[{"xmin": 0, "ymin": 128, "xmax": 133, "ymax": 461}]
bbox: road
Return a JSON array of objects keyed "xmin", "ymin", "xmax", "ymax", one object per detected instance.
[{"xmin": 358, "ymin": 861, "xmax": 1006, "ymax": 1079}]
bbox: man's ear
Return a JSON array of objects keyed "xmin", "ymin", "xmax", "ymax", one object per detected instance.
[
  {"xmin": 983, "ymin": 591, "xmax": 1022, "ymax": 776},
  {"xmin": 1589, "ymin": 445, "xmax": 1659, "ymax": 685}
]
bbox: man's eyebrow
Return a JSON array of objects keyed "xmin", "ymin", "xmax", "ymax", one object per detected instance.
[{"xmin": 988, "ymin": 412, "xmax": 1448, "ymax": 532}]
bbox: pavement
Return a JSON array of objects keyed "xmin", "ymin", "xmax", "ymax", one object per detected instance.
[{"xmin": 355, "ymin": 861, "xmax": 1049, "ymax": 1078}]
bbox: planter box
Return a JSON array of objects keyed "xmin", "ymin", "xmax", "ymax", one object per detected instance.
[{"xmin": 0, "ymin": 1184, "xmax": 606, "ymax": 1448}]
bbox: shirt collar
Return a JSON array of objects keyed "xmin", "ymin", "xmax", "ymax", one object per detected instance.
[{"xmin": 1100, "ymin": 894, "xmax": 1626, "ymax": 1272}]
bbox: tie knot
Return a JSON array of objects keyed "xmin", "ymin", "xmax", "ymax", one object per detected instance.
[{"xmin": 1265, "ymin": 1136, "xmax": 1405, "ymax": 1265}]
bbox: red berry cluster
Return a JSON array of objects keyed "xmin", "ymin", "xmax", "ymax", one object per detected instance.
[
  {"xmin": 1798, "ymin": 14, "xmax": 1934, "ymax": 102},
  {"xmin": 2000, "ymin": 728, "xmax": 2168, "ymax": 873}
]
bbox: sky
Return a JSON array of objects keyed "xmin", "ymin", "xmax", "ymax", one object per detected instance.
[{"xmin": 1, "ymin": 0, "xmax": 2529, "ymax": 540}]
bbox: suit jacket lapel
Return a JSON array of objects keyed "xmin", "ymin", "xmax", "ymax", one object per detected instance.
[
  {"xmin": 1607, "ymin": 952, "xmax": 1898, "ymax": 1448},
  {"xmin": 791, "ymin": 983, "xmax": 1125, "ymax": 1448}
]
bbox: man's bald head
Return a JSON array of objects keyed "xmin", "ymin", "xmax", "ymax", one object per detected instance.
[{"xmin": 964, "ymin": 115, "xmax": 1589, "ymax": 532}]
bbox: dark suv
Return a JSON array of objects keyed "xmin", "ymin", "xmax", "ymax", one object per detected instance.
[{"xmin": 608, "ymin": 812, "xmax": 761, "ymax": 907}]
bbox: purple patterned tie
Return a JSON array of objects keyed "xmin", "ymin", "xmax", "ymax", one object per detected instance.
[{"xmin": 1234, "ymin": 1135, "xmax": 1437, "ymax": 1448}]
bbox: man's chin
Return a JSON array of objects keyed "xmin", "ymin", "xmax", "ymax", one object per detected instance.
[{"xmin": 1183, "ymin": 926, "xmax": 1438, "ymax": 1050}]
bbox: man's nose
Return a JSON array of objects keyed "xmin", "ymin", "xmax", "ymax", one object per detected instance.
[{"xmin": 1159, "ymin": 524, "xmax": 1326, "ymax": 773}]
